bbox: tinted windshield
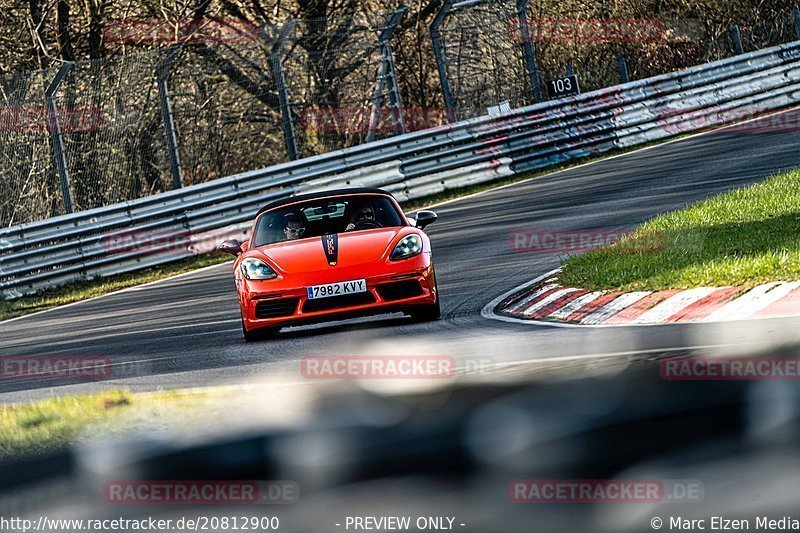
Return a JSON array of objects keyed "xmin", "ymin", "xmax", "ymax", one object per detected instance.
[{"xmin": 252, "ymin": 194, "xmax": 405, "ymax": 247}]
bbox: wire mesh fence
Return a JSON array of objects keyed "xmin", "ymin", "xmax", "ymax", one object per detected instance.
[
  {"xmin": 434, "ymin": 0, "xmax": 534, "ymax": 120},
  {"xmin": 0, "ymin": 68, "xmax": 64, "ymax": 227},
  {"xmin": 282, "ymin": 10, "xmax": 408, "ymax": 158},
  {"xmin": 1, "ymin": 3, "xmax": 799, "ymax": 228},
  {"xmin": 168, "ymin": 38, "xmax": 286, "ymax": 187},
  {"xmin": 56, "ymin": 51, "xmax": 173, "ymax": 212}
]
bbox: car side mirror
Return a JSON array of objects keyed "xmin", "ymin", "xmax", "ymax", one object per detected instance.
[
  {"xmin": 218, "ymin": 239, "xmax": 243, "ymax": 256},
  {"xmin": 415, "ymin": 210, "xmax": 438, "ymax": 230}
]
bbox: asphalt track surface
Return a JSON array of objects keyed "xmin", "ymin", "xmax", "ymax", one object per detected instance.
[{"xmin": 3, "ymin": 113, "xmax": 800, "ymax": 402}]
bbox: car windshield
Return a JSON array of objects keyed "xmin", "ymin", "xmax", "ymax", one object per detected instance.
[{"xmin": 252, "ymin": 194, "xmax": 405, "ymax": 247}]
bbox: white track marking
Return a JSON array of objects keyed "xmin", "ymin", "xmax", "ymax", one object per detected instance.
[
  {"xmin": 521, "ymin": 288, "xmax": 580, "ymax": 316},
  {"xmin": 632, "ymin": 287, "xmax": 719, "ymax": 324},
  {"xmin": 549, "ymin": 291, "xmax": 604, "ymax": 320},
  {"xmin": 704, "ymin": 282, "xmax": 800, "ymax": 322},
  {"xmin": 581, "ymin": 291, "xmax": 651, "ymax": 325}
]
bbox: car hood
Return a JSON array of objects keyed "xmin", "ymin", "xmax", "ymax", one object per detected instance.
[{"xmin": 252, "ymin": 227, "xmax": 407, "ymax": 274}]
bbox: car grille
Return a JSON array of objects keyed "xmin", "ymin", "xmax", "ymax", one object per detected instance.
[
  {"xmin": 376, "ymin": 280, "xmax": 424, "ymax": 301},
  {"xmin": 303, "ymin": 292, "xmax": 376, "ymax": 313},
  {"xmin": 255, "ymin": 298, "xmax": 299, "ymax": 319}
]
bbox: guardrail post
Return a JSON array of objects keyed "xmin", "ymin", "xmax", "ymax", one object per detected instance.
[
  {"xmin": 516, "ymin": 0, "xmax": 543, "ymax": 103},
  {"xmin": 730, "ymin": 25, "xmax": 744, "ymax": 55},
  {"xmin": 157, "ymin": 45, "xmax": 184, "ymax": 190},
  {"xmin": 617, "ymin": 54, "xmax": 629, "ymax": 83},
  {"xmin": 45, "ymin": 62, "xmax": 75, "ymax": 214},
  {"xmin": 793, "ymin": 8, "xmax": 800, "ymax": 40},
  {"xmin": 431, "ymin": 0, "xmax": 457, "ymax": 123},
  {"xmin": 367, "ymin": 7, "xmax": 408, "ymax": 142},
  {"xmin": 271, "ymin": 20, "xmax": 299, "ymax": 161}
]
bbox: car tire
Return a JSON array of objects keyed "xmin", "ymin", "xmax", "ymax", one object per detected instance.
[{"xmin": 242, "ymin": 319, "xmax": 278, "ymax": 342}]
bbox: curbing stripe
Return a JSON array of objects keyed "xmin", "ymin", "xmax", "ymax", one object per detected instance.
[
  {"xmin": 549, "ymin": 291, "xmax": 605, "ymax": 320},
  {"xmin": 489, "ymin": 274, "xmax": 800, "ymax": 328},
  {"xmin": 603, "ymin": 290, "xmax": 681, "ymax": 324},
  {"xmin": 754, "ymin": 285, "xmax": 800, "ymax": 318},
  {"xmin": 704, "ymin": 281, "xmax": 800, "ymax": 322},
  {"xmin": 666, "ymin": 286, "xmax": 743, "ymax": 322},
  {"xmin": 564, "ymin": 292, "xmax": 621, "ymax": 323},
  {"xmin": 632, "ymin": 287, "xmax": 719, "ymax": 324},
  {"xmin": 581, "ymin": 291, "xmax": 651, "ymax": 325},
  {"xmin": 522, "ymin": 288, "xmax": 581, "ymax": 316},
  {"xmin": 504, "ymin": 283, "xmax": 560, "ymax": 313},
  {"xmin": 529, "ymin": 289, "xmax": 590, "ymax": 319}
]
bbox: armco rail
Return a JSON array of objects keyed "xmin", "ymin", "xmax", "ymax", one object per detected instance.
[{"xmin": 2, "ymin": 41, "xmax": 800, "ymax": 299}]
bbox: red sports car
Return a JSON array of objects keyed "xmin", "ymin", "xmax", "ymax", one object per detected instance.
[{"xmin": 218, "ymin": 188, "xmax": 440, "ymax": 341}]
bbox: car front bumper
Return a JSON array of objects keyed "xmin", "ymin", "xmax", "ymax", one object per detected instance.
[{"xmin": 240, "ymin": 255, "xmax": 437, "ymax": 331}]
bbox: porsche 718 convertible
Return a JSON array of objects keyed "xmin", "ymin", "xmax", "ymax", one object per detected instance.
[{"xmin": 218, "ymin": 188, "xmax": 440, "ymax": 341}]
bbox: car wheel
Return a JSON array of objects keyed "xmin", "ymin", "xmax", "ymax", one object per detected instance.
[{"xmin": 242, "ymin": 318, "xmax": 279, "ymax": 342}]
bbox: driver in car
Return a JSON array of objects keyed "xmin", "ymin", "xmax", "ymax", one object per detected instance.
[
  {"xmin": 283, "ymin": 214, "xmax": 306, "ymax": 240},
  {"xmin": 345, "ymin": 205, "xmax": 383, "ymax": 231}
]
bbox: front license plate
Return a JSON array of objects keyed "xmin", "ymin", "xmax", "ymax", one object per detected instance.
[{"xmin": 307, "ymin": 279, "xmax": 367, "ymax": 300}]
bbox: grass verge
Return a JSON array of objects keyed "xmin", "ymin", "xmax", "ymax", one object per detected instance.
[
  {"xmin": 0, "ymin": 389, "xmax": 210, "ymax": 458},
  {"xmin": 559, "ymin": 168, "xmax": 800, "ymax": 291}
]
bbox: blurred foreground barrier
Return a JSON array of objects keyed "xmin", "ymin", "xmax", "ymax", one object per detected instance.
[{"xmin": 2, "ymin": 40, "xmax": 800, "ymax": 298}]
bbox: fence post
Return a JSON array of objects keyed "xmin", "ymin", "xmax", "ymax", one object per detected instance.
[
  {"xmin": 383, "ymin": 7, "xmax": 408, "ymax": 136},
  {"xmin": 45, "ymin": 62, "xmax": 75, "ymax": 215},
  {"xmin": 157, "ymin": 46, "xmax": 184, "ymax": 190},
  {"xmin": 794, "ymin": 8, "xmax": 800, "ymax": 40},
  {"xmin": 271, "ymin": 20, "xmax": 299, "ymax": 161},
  {"xmin": 617, "ymin": 54, "xmax": 629, "ymax": 83},
  {"xmin": 367, "ymin": 7, "xmax": 408, "ymax": 142},
  {"xmin": 566, "ymin": 63, "xmax": 574, "ymax": 76},
  {"xmin": 730, "ymin": 25, "xmax": 744, "ymax": 55},
  {"xmin": 516, "ymin": 0, "xmax": 543, "ymax": 103},
  {"xmin": 431, "ymin": 0, "xmax": 457, "ymax": 123}
]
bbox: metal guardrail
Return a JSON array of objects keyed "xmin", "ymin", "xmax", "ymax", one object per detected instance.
[{"xmin": 2, "ymin": 41, "xmax": 800, "ymax": 299}]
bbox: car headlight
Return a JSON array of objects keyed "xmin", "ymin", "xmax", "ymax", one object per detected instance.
[
  {"xmin": 390, "ymin": 234, "xmax": 423, "ymax": 261},
  {"xmin": 240, "ymin": 258, "xmax": 277, "ymax": 280}
]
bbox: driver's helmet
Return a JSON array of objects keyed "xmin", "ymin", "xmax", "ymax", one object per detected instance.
[
  {"xmin": 354, "ymin": 205, "xmax": 376, "ymax": 224},
  {"xmin": 283, "ymin": 213, "xmax": 305, "ymax": 240}
]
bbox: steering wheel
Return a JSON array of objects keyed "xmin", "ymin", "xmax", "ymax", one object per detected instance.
[{"xmin": 353, "ymin": 220, "xmax": 382, "ymax": 230}]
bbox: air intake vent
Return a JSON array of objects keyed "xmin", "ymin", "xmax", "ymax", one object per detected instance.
[
  {"xmin": 376, "ymin": 280, "xmax": 424, "ymax": 301},
  {"xmin": 255, "ymin": 298, "xmax": 299, "ymax": 318}
]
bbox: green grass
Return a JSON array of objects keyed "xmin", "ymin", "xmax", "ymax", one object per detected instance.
[
  {"xmin": 0, "ymin": 253, "xmax": 230, "ymax": 321},
  {"xmin": 0, "ymin": 389, "xmax": 216, "ymax": 458},
  {"xmin": 559, "ymin": 168, "xmax": 800, "ymax": 291}
]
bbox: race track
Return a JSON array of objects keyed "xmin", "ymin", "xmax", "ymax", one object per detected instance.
[{"xmin": 3, "ymin": 113, "xmax": 800, "ymax": 401}]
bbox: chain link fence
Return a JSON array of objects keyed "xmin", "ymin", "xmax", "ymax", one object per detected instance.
[
  {"xmin": 0, "ymin": 67, "xmax": 64, "ymax": 226},
  {"xmin": 2, "ymin": 4, "xmax": 800, "ymax": 228}
]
